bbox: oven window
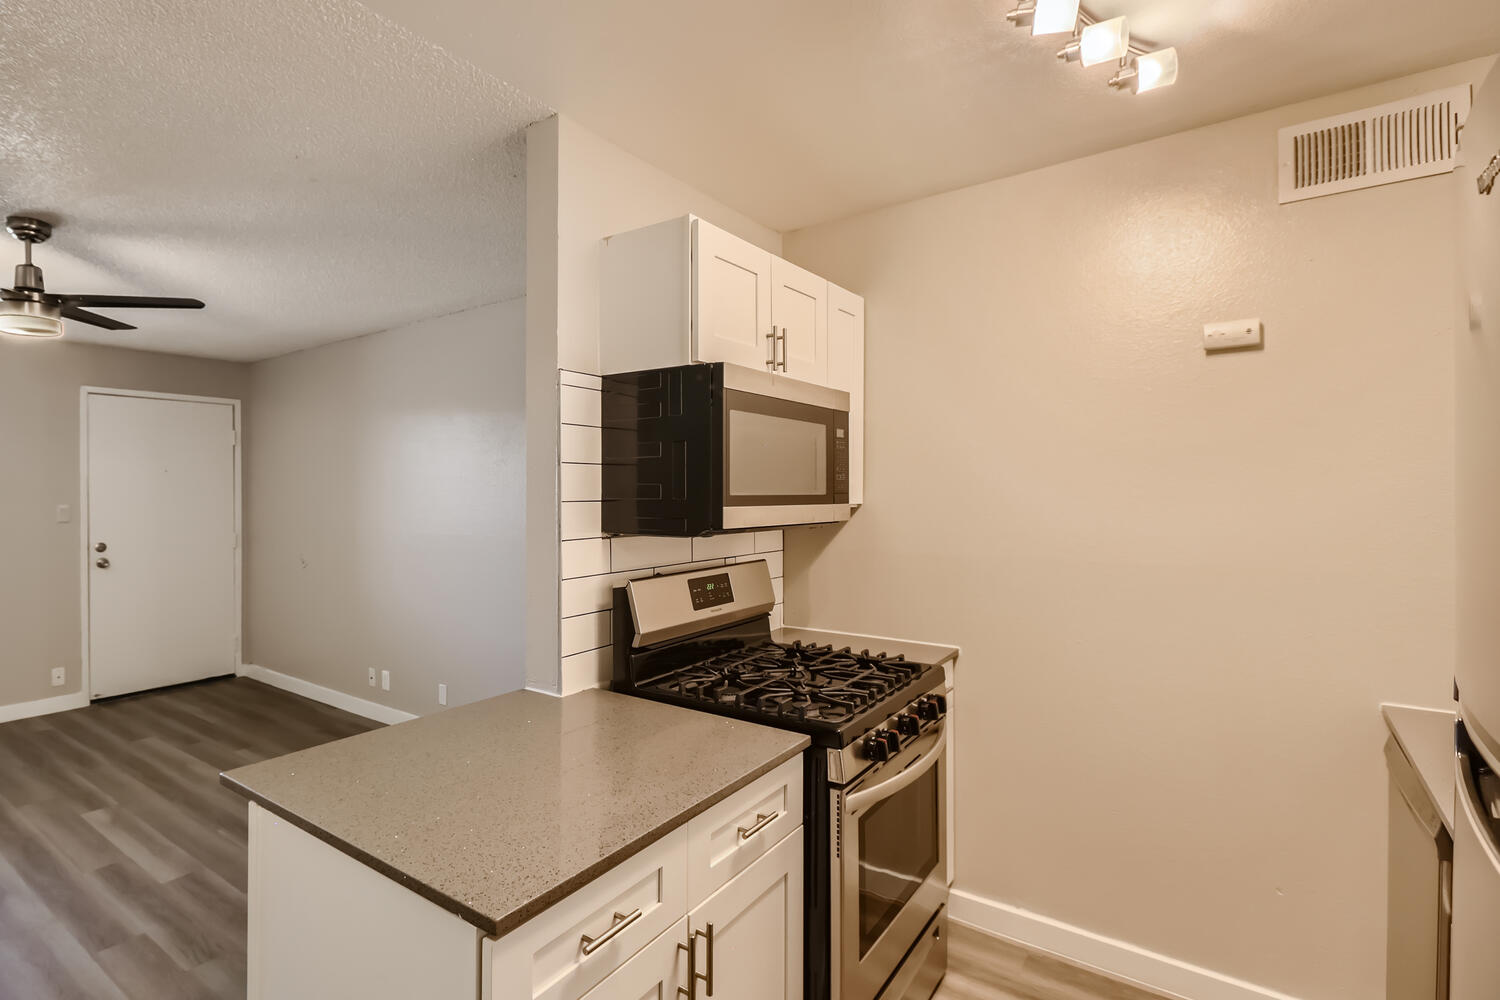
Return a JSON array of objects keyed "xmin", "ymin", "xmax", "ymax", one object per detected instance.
[
  {"xmin": 728, "ymin": 409, "xmax": 827, "ymax": 497},
  {"xmin": 858, "ymin": 764, "xmax": 939, "ymax": 956}
]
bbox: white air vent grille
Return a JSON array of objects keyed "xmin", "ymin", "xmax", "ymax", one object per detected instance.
[{"xmin": 1278, "ymin": 85, "xmax": 1472, "ymax": 204}]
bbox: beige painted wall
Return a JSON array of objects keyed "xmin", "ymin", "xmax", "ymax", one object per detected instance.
[
  {"xmin": 523, "ymin": 113, "xmax": 781, "ymax": 693},
  {"xmin": 782, "ymin": 60, "xmax": 1492, "ymax": 1000},
  {"xmin": 0, "ymin": 338, "xmax": 249, "ymax": 708},
  {"xmin": 243, "ymin": 300, "xmax": 527, "ymax": 715}
]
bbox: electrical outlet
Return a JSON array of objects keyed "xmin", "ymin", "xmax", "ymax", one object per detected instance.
[
  {"xmin": 50, "ymin": 667, "xmax": 65, "ymax": 687},
  {"xmin": 367, "ymin": 668, "xmax": 377, "ymax": 688},
  {"xmin": 1203, "ymin": 318, "xmax": 1263, "ymax": 352},
  {"xmin": 438, "ymin": 683, "xmax": 447, "ymax": 707},
  {"xmin": 381, "ymin": 670, "xmax": 391, "ymax": 692}
]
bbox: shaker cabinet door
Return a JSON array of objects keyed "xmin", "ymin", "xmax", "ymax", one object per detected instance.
[
  {"xmin": 687, "ymin": 827, "xmax": 803, "ymax": 1000},
  {"xmin": 693, "ymin": 219, "xmax": 774, "ymax": 372},
  {"xmin": 578, "ymin": 918, "xmax": 692, "ymax": 1000},
  {"xmin": 771, "ymin": 257, "xmax": 829, "ymax": 385},
  {"xmin": 827, "ymin": 283, "xmax": 865, "ymax": 506}
]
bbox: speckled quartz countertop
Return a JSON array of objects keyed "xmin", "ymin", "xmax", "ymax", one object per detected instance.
[
  {"xmin": 1381, "ymin": 703, "xmax": 1456, "ymax": 833},
  {"xmin": 221, "ymin": 689, "xmax": 808, "ymax": 937}
]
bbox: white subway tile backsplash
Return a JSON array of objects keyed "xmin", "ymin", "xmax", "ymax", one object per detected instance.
[
  {"xmin": 561, "ymin": 502, "xmax": 603, "ymax": 541},
  {"xmin": 554, "ymin": 369, "xmax": 801, "ymax": 694},
  {"xmin": 560, "ymin": 538, "xmax": 611, "ymax": 579},
  {"xmin": 560, "ymin": 464, "xmax": 602, "ymax": 502},
  {"xmin": 560, "ymin": 370, "xmax": 603, "ymax": 390},
  {"xmin": 561, "ymin": 647, "xmax": 610, "ymax": 695},
  {"xmin": 691, "ymin": 534, "xmax": 756, "ymax": 560},
  {"xmin": 560, "ymin": 424, "xmax": 602, "ymax": 464},
  {"xmin": 561, "ymin": 385, "xmax": 601, "ymax": 426},
  {"xmin": 561, "ymin": 610, "xmax": 612, "ymax": 657},
  {"xmin": 611, "ymin": 535, "xmax": 693, "ymax": 572}
]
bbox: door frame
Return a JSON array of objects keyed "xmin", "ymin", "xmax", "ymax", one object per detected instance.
[{"xmin": 79, "ymin": 386, "xmax": 243, "ymax": 701}]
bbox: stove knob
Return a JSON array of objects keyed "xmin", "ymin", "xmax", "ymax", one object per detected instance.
[
  {"xmin": 916, "ymin": 698, "xmax": 939, "ymax": 721},
  {"xmin": 895, "ymin": 714, "xmax": 921, "ymax": 736},
  {"xmin": 932, "ymin": 694, "xmax": 948, "ymax": 717},
  {"xmin": 863, "ymin": 732, "xmax": 892, "ymax": 762},
  {"xmin": 879, "ymin": 730, "xmax": 902, "ymax": 755}
]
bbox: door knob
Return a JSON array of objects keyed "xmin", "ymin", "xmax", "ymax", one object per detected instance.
[
  {"xmin": 95, "ymin": 557, "xmax": 110, "ymax": 569},
  {"xmin": 94, "ymin": 542, "xmax": 107, "ymax": 553}
]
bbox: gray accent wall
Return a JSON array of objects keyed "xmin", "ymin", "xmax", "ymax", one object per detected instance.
[
  {"xmin": 0, "ymin": 338, "xmax": 249, "ymax": 709},
  {"xmin": 243, "ymin": 300, "xmax": 527, "ymax": 715}
]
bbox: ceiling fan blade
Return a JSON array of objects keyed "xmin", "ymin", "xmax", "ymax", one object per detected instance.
[
  {"xmin": 61, "ymin": 305, "xmax": 136, "ymax": 331},
  {"xmin": 56, "ymin": 294, "xmax": 204, "ymax": 310}
]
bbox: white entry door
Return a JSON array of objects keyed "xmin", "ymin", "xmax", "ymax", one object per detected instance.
[{"xmin": 86, "ymin": 391, "xmax": 239, "ymax": 699}]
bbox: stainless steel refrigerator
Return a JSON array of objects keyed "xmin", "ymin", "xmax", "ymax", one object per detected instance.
[{"xmin": 1452, "ymin": 62, "xmax": 1500, "ymax": 1000}]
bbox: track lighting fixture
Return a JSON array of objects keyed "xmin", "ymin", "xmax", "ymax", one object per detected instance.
[{"xmin": 1007, "ymin": 1, "xmax": 1179, "ymax": 95}]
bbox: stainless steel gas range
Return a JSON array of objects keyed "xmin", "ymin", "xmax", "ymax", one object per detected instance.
[{"xmin": 612, "ymin": 559, "xmax": 950, "ymax": 1000}]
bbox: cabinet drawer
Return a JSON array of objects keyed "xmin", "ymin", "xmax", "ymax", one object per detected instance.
[
  {"xmin": 483, "ymin": 827, "xmax": 688, "ymax": 1000},
  {"xmin": 687, "ymin": 756, "xmax": 803, "ymax": 909},
  {"xmin": 579, "ymin": 917, "xmax": 691, "ymax": 999}
]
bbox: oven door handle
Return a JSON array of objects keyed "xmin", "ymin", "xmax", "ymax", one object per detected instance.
[{"xmin": 846, "ymin": 722, "xmax": 947, "ymax": 815}]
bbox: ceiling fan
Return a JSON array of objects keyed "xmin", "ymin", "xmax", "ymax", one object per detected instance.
[{"xmin": 0, "ymin": 215, "xmax": 204, "ymax": 339}]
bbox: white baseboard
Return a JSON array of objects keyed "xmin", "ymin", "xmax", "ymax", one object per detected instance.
[
  {"xmin": 0, "ymin": 690, "xmax": 90, "ymax": 725},
  {"xmin": 238, "ymin": 664, "xmax": 417, "ymax": 726},
  {"xmin": 948, "ymin": 889, "xmax": 1305, "ymax": 1000}
]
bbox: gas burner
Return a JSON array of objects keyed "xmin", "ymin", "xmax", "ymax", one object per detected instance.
[{"xmin": 642, "ymin": 640, "xmax": 930, "ymax": 727}]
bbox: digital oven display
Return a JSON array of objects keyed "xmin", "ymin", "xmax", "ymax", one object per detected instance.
[{"xmin": 688, "ymin": 573, "xmax": 735, "ymax": 611}]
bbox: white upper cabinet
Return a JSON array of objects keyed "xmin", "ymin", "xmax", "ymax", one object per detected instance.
[
  {"xmin": 602, "ymin": 215, "xmax": 845, "ymax": 393},
  {"xmin": 827, "ymin": 283, "xmax": 865, "ymax": 507},
  {"xmin": 694, "ymin": 221, "xmax": 776, "ymax": 372},
  {"xmin": 601, "ymin": 214, "xmax": 865, "ymax": 505},
  {"xmin": 769, "ymin": 257, "xmax": 828, "ymax": 384}
]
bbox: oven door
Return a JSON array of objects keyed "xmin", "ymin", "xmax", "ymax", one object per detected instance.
[
  {"xmin": 835, "ymin": 721, "xmax": 949, "ymax": 1000},
  {"xmin": 720, "ymin": 370, "xmax": 850, "ymax": 530}
]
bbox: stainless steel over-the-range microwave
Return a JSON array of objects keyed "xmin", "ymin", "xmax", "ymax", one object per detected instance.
[{"xmin": 601, "ymin": 362, "xmax": 851, "ymax": 536}]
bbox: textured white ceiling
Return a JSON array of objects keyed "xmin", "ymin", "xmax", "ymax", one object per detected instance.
[
  {"xmin": 356, "ymin": 0, "xmax": 1500, "ymax": 233},
  {"xmin": 0, "ymin": 0, "xmax": 551, "ymax": 361}
]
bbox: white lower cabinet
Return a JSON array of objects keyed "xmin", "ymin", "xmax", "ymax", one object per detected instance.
[
  {"xmin": 246, "ymin": 758, "xmax": 804, "ymax": 1000},
  {"xmin": 579, "ymin": 917, "xmax": 691, "ymax": 1000},
  {"xmin": 687, "ymin": 827, "xmax": 804, "ymax": 1000}
]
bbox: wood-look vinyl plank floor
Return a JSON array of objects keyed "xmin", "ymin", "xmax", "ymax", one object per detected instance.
[
  {"xmin": 0, "ymin": 677, "xmax": 380, "ymax": 1000},
  {"xmin": 934, "ymin": 923, "xmax": 1175, "ymax": 1000}
]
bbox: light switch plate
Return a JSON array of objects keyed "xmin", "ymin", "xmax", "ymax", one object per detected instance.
[
  {"xmin": 438, "ymin": 683, "xmax": 447, "ymax": 706},
  {"xmin": 56, "ymin": 505, "xmax": 71, "ymax": 523},
  {"xmin": 1204, "ymin": 318, "xmax": 1263, "ymax": 352},
  {"xmin": 381, "ymin": 670, "xmax": 391, "ymax": 691}
]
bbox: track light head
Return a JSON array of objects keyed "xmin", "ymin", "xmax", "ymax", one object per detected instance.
[
  {"xmin": 1005, "ymin": 0, "xmax": 1036, "ymax": 27},
  {"xmin": 1109, "ymin": 47, "xmax": 1179, "ymax": 94}
]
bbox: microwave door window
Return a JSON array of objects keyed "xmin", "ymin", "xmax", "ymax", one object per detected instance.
[{"xmin": 728, "ymin": 409, "xmax": 828, "ymax": 498}]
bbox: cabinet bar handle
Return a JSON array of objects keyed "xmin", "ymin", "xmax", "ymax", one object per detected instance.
[
  {"xmin": 776, "ymin": 330, "xmax": 788, "ymax": 371},
  {"xmin": 579, "ymin": 908, "xmax": 643, "ymax": 956},
  {"xmin": 737, "ymin": 811, "xmax": 778, "ymax": 840},
  {"xmin": 678, "ymin": 924, "xmax": 714, "ymax": 997},
  {"xmin": 766, "ymin": 328, "xmax": 777, "ymax": 369}
]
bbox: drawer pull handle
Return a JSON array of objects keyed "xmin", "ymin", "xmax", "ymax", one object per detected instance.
[
  {"xmin": 737, "ymin": 811, "xmax": 778, "ymax": 840},
  {"xmin": 579, "ymin": 908, "xmax": 643, "ymax": 956}
]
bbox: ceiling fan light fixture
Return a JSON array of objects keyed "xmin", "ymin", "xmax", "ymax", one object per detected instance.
[{"xmin": 0, "ymin": 298, "xmax": 63, "ymax": 339}]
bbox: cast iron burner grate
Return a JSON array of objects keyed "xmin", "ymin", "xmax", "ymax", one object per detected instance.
[{"xmin": 642, "ymin": 641, "xmax": 928, "ymax": 724}]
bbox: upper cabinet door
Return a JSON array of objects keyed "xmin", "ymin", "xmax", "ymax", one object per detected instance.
[
  {"xmin": 827, "ymin": 284, "xmax": 865, "ymax": 507},
  {"xmin": 693, "ymin": 219, "xmax": 775, "ymax": 372},
  {"xmin": 770, "ymin": 257, "xmax": 828, "ymax": 385}
]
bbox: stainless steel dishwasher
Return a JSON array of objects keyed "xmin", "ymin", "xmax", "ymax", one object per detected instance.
[{"xmin": 1385, "ymin": 734, "xmax": 1454, "ymax": 1000}]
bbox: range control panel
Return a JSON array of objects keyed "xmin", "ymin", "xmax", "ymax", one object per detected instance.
[{"xmin": 688, "ymin": 572, "xmax": 735, "ymax": 611}]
